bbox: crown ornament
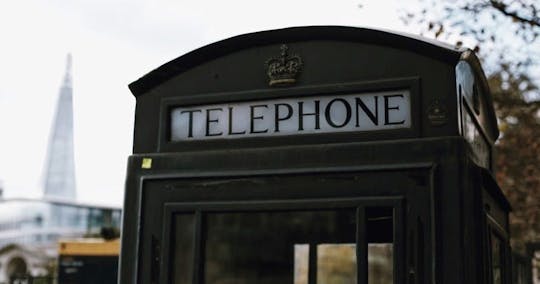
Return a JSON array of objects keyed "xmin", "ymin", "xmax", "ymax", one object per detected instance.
[{"xmin": 266, "ymin": 44, "xmax": 303, "ymax": 87}]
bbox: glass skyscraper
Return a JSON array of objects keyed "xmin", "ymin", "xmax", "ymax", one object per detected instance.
[{"xmin": 0, "ymin": 55, "xmax": 122, "ymax": 282}]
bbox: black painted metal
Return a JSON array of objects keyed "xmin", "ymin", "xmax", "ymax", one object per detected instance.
[{"xmin": 120, "ymin": 26, "xmax": 513, "ymax": 284}]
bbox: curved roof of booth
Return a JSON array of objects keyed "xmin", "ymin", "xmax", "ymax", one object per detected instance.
[{"xmin": 129, "ymin": 26, "xmax": 471, "ymax": 96}]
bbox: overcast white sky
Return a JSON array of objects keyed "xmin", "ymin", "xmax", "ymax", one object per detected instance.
[{"xmin": 0, "ymin": 0, "xmax": 426, "ymax": 206}]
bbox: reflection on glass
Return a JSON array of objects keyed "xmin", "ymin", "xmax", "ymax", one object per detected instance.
[
  {"xmin": 368, "ymin": 243, "xmax": 393, "ymax": 284},
  {"xmin": 317, "ymin": 244, "xmax": 356, "ymax": 284},
  {"xmin": 172, "ymin": 214, "xmax": 195, "ymax": 284},
  {"xmin": 294, "ymin": 244, "xmax": 309, "ymax": 284},
  {"xmin": 366, "ymin": 207, "xmax": 393, "ymax": 284},
  {"xmin": 533, "ymin": 252, "xmax": 540, "ymax": 284},
  {"xmin": 491, "ymin": 234, "xmax": 502, "ymax": 284},
  {"xmin": 170, "ymin": 206, "xmax": 396, "ymax": 284},
  {"xmin": 203, "ymin": 209, "xmax": 356, "ymax": 284}
]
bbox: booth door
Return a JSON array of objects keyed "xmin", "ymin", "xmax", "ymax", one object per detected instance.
[
  {"xmin": 137, "ymin": 171, "xmax": 428, "ymax": 284},
  {"xmin": 164, "ymin": 198, "xmax": 402, "ymax": 284}
]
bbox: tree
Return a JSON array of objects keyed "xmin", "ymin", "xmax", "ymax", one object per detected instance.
[
  {"xmin": 491, "ymin": 67, "xmax": 540, "ymax": 251},
  {"xmin": 401, "ymin": 0, "xmax": 540, "ymax": 251}
]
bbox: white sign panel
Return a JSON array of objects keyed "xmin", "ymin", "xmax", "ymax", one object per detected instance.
[{"xmin": 171, "ymin": 90, "xmax": 411, "ymax": 141}]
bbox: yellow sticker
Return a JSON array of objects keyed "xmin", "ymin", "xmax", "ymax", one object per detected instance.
[{"xmin": 141, "ymin": 158, "xmax": 152, "ymax": 169}]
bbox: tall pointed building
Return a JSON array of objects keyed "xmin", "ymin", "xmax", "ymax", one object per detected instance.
[
  {"xmin": 0, "ymin": 56, "xmax": 122, "ymax": 281},
  {"xmin": 43, "ymin": 54, "xmax": 76, "ymax": 200}
]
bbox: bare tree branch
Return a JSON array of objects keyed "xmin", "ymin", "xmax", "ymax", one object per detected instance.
[{"xmin": 489, "ymin": 0, "xmax": 540, "ymax": 27}]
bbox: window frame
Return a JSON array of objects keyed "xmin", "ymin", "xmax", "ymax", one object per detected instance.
[
  {"xmin": 159, "ymin": 197, "xmax": 404, "ymax": 284},
  {"xmin": 485, "ymin": 213, "xmax": 510, "ymax": 284}
]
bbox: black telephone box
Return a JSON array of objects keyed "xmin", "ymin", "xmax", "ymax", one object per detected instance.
[{"xmin": 120, "ymin": 26, "xmax": 512, "ymax": 284}]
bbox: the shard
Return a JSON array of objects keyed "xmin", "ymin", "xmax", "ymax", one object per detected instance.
[{"xmin": 43, "ymin": 54, "xmax": 76, "ymax": 200}]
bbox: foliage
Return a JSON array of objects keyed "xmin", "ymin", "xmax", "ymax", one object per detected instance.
[
  {"xmin": 402, "ymin": 0, "xmax": 540, "ymax": 73},
  {"xmin": 401, "ymin": 0, "xmax": 540, "ymax": 250},
  {"xmin": 491, "ymin": 67, "xmax": 540, "ymax": 250}
]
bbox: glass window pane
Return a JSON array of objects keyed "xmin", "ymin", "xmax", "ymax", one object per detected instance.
[
  {"xmin": 172, "ymin": 214, "xmax": 195, "ymax": 284},
  {"xmin": 368, "ymin": 243, "xmax": 393, "ymax": 284},
  {"xmin": 491, "ymin": 233, "xmax": 503, "ymax": 284},
  {"xmin": 317, "ymin": 243, "xmax": 357, "ymax": 284},
  {"xmin": 367, "ymin": 207, "xmax": 393, "ymax": 284},
  {"xmin": 533, "ymin": 251, "xmax": 540, "ymax": 283},
  {"xmin": 170, "ymin": 206, "xmax": 397, "ymax": 284},
  {"xmin": 203, "ymin": 209, "xmax": 356, "ymax": 284},
  {"xmin": 294, "ymin": 244, "xmax": 309, "ymax": 284}
]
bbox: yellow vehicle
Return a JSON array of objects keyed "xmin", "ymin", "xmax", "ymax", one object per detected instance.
[{"xmin": 58, "ymin": 238, "xmax": 119, "ymax": 284}]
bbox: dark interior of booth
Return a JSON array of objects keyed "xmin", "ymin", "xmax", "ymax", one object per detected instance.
[{"xmin": 169, "ymin": 206, "xmax": 395, "ymax": 284}]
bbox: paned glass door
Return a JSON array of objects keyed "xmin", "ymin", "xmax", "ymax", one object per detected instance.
[{"xmin": 165, "ymin": 199, "xmax": 401, "ymax": 284}]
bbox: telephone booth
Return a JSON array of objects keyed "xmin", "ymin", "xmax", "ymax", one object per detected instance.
[{"xmin": 119, "ymin": 26, "xmax": 512, "ymax": 284}]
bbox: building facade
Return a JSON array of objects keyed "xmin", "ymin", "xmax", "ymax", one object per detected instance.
[{"xmin": 0, "ymin": 198, "xmax": 121, "ymax": 282}]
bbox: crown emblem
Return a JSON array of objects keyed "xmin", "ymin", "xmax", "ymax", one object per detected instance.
[{"xmin": 266, "ymin": 44, "xmax": 303, "ymax": 87}]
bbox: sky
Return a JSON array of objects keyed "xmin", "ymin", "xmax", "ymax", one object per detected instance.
[{"xmin": 0, "ymin": 0, "xmax": 424, "ymax": 206}]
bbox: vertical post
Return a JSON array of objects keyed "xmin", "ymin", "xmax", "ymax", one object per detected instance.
[
  {"xmin": 193, "ymin": 211, "xmax": 204, "ymax": 284},
  {"xmin": 394, "ymin": 202, "xmax": 405, "ymax": 284},
  {"xmin": 308, "ymin": 243, "xmax": 318, "ymax": 284},
  {"xmin": 357, "ymin": 206, "xmax": 367, "ymax": 284}
]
